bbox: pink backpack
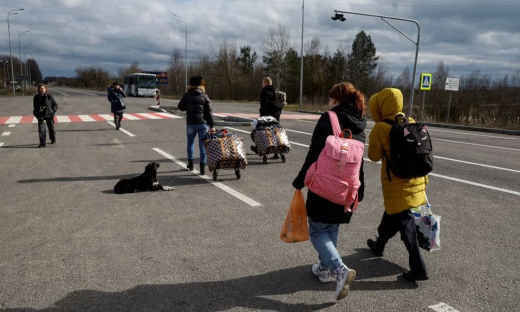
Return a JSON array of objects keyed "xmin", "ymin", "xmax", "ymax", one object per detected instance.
[{"xmin": 304, "ymin": 111, "xmax": 365, "ymax": 212}]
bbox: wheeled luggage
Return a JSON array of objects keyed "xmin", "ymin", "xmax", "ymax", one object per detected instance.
[
  {"xmin": 252, "ymin": 116, "xmax": 291, "ymax": 163},
  {"xmin": 204, "ymin": 129, "xmax": 247, "ymax": 181}
]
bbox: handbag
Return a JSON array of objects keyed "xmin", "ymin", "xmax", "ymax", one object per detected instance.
[
  {"xmin": 280, "ymin": 189, "xmax": 309, "ymax": 243},
  {"xmin": 411, "ymin": 195, "xmax": 441, "ymax": 252},
  {"xmin": 117, "ymin": 97, "xmax": 126, "ymax": 110}
]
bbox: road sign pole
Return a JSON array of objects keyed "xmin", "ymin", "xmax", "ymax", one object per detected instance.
[
  {"xmin": 446, "ymin": 91, "xmax": 452, "ymax": 123},
  {"xmin": 422, "ymin": 90, "xmax": 426, "ymax": 120}
]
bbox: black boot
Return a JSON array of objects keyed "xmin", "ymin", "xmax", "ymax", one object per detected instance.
[
  {"xmin": 367, "ymin": 238, "xmax": 384, "ymax": 257},
  {"xmin": 200, "ymin": 162, "xmax": 206, "ymax": 175},
  {"xmin": 187, "ymin": 159, "xmax": 194, "ymax": 171}
]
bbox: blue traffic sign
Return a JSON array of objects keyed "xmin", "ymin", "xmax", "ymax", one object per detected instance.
[{"xmin": 420, "ymin": 73, "xmax": 432, "ymax": 90}]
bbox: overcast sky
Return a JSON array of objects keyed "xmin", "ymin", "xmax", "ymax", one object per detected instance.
[{"xmin": 1, "ymin": 0, "xmax": 519, "ymax": 82}]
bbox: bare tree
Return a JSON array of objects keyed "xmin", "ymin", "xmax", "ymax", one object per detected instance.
[
  {"xmin": 168, "ymin": 49, "xmax": 183, "ymax": 95},
  {"xmin": 216, "ymin": 39, "xmax": 240, "ymax": 99},
  {"xmin": 260, "ymin": 23, "xmax": 293, "ymax": 88}
]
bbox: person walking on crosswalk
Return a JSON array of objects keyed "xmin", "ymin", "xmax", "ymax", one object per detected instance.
[{"xmin": 32, "ymin": 83, "xmax": 58, "ymax": 147}]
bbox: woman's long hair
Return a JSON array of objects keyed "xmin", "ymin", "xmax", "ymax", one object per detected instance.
[
  {"xmin": 36, "ymin": 83, "xmax": 47, "ymax": 94},
  {"xmin": 329, "ymin": 82, "xmax": 365, "ymax": 116}
]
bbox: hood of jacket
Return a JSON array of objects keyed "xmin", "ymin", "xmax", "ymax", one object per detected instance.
[
  {"xmin": 187, "ymin": 85, "xmax": 205, "ymax": 94},
  {"xmin": 368, "ymin": 88, "xmax": 403, "ymax": 122},
  {"xmin": 331, "ymin": 102, "xmax": 367, "ymax": 137}
]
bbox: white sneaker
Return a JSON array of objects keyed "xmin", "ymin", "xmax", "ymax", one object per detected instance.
[
  {"xmin": 335, "ymin": 266, "xmax": 356, "ymax": 301},
  {"xmin": 312, "ymin": 263, "xmax": 334, "ymax": 283}
]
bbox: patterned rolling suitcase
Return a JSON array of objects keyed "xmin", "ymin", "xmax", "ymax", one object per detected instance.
[
  {"xmin": 254, "ymin": 125, "xmax": 291, "ymax": 163},
  {"xmin": 204, "ymin": 129, "xmax": 247, "ymax": 181}
]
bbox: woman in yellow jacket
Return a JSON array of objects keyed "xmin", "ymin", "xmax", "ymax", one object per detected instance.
[{"xmin": 366, "ymin": 88, "xmax": 429, "ymax": 282}]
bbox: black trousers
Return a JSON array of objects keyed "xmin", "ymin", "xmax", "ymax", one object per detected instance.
[
  {"xmin": 38, "ymin": 118, "xmax": 56, "ymax": 145},
  {"xmin": 377, "ymin": 210, "xmax": 427, "ymax": 275},
  {"xmin": 114, "ymin": 112, "xmax": 123, "ymax": 128}
]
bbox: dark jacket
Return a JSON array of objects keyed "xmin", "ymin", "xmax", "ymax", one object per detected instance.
[
  {"xmin": 107, "ymin": 87, "xmax": 127, "ymax": 114},
  {"xmin": 178, "ymin": 86, "xmax": 214, "ymax": 128},
  {"xmin": 259, "ymin": 85, "xmax": 281, "ymax": 121},
  {"xmin": 33, "ymin": 93, "xmax": 58, "ymax": 119},
  {"xmin": 292, "ymin": 103, "xmax": 367, "ymax": 224}
]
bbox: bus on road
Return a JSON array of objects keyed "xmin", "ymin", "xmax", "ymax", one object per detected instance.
[{"xmin": 124, "ymin": 73, "xmax": 157, "ymax": 97}]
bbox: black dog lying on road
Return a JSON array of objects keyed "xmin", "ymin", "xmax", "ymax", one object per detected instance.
[{"xmin": 114, "ymin": 162, "xmax": 174, "ymax": 194}]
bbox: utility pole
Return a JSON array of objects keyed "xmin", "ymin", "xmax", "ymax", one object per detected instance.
[{"xmin": 7, "ymin": 9, "xmax": 24, "ymax": 95}]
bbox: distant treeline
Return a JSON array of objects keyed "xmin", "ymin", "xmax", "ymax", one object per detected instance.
[
  {"xmin": 56, "ymin": 24, "xmax": 519, "ymax": 130},
  {"xmin": 0, "ymin": 54, "xmax": 43, "ymax": 90}
]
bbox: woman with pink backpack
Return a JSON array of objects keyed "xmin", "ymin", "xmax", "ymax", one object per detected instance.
[{"xmin": 292, "ymin": 82, "xmax": 366, "ymax": 301}]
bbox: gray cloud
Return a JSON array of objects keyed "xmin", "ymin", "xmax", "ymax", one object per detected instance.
[{"xmin": 1, "ymin": 0, "xmax": 518, "ymax": 80}]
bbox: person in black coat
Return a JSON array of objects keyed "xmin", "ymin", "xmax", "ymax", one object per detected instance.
[
  {"xmin": 178, "ymin": 75, "xmax": 215, "ymax": 175},
  {"xmin": 259, "ymin": 77, "xmax": 281, "ymax": 121},
  {"xmin": 292, "ymin": 82, "xmax": 366, "ymax": 301},
  {"xmin": 33, "ymin": 83, "xmax": 58, "ymax": 147},
  {"xmin": 251, "ymin": 77, "xmax": 283, "ymax": 157},
  {"xmin": 107, "ymin": 82, "xmax": 127, "ymax": 130}
]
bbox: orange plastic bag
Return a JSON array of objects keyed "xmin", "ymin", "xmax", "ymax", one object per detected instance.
[{"xmin": 280, "ymin": 189, "xmax": 309, "ymax": 243}]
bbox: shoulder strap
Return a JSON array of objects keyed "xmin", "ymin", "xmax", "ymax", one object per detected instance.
[
  {"xmin": 381, "ymin": 119, "xmax": 394, "ymax": 182},
  {"xmin": 327, "ymin": 111, "xmax": 341, "ymax": 137}
]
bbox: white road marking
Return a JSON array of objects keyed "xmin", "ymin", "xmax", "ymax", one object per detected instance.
[
  {"xmin": 0, "ymin": 142, "xmax": 3, "ymax": 147},
  {"xmin": 123, "ymin": 114, "xmax": 140, "ymax": 120},
  {"xmin": 49, "ymin": 89, "xmax": 68, "ymax": 96},
  {"xmin": 285, "ymin": 129, "xmax": 313, "ymax": 135},
  {"xmin": 78, "ymin": 115, "xmax": 95, "ymax": 122},
  {"xmin": 290, "ymin": 141, "xmax": 311, "ymax": 148},
  {"xmin": 99, "ymin": 114, "xmax": 113, "ymax": 121},
  {"xmin": 154, "ymin": 112, "xmax": 182, "ymax": 119},
  {"xmin": 5, "ymin": 116, "xmax": 22, "ymax": 124},
  {"xmin": 435, "ymin": 156, "xmax": 520, "ymax": 173},
  {"xmin": 429, "ymin": 172, "xmax": 520, "ymax": 195},
  {"xmin": 107, "ymin": 121, "xmax": 135, "ymax": 137},
  {"xmin": 227, "ymin": 126, "xmax": 520, "ymax": 196},
  {"xmin": 428, "ymin": 302, "xmax": 460, "ymax": 312},
  {"xmin": 153, "ymin": 148, "xmax": 262, "ymax": 207},
  {"xmin": 56, "ymin": 115, "xmax": 71, "ymax": 123},
  {"xmin": 2, "ymin": 132, "xmax": 10, "ymax": 136},
  {"xmin": 32, "ymin": 117, "xmax": 37, "ymax": 123},
  {"xmin": 8, "ymin": 124, "xmax": 15, "ymax": 128},
  {"xmin": 136, "ymin": 113, "xmax": 161, "ymax": 119},
  {"xmin": 433, "ymin": 138, "xmax": 520, "ymax": 152}
]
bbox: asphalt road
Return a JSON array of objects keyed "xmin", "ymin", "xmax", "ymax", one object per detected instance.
[{"xmin": 0, "ymin": 87, "xmax": 518, "ymax": 312}]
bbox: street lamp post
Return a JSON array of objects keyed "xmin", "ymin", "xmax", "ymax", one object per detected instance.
[
  {"xmin": 172, "ymin": 13, "xmax": 188, "ymax": 92},
  {"xmin": 18, "ymin": 31, "xmax": 29, "ymax": 91},
  {"xmin": 331, "ymin": 10, "xmax": 421, "ymax": 117},
  {"xmin": 7, "ymin": 8, "xmax": 24, "ymax": 95}
]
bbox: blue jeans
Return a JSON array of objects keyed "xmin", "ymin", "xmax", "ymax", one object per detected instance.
[
  {"xmin": 186, "ymin": 124, "xmax": 209, "ymax": 162},
  {"xmin": 308, "ymin": 219, "xmax": 345, "ymax": 271}
]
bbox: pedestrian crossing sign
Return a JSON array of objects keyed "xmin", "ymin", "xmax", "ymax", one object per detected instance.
[{"xmin": 420, "ymin": 73, "xmax": 432, "ymax": 90}]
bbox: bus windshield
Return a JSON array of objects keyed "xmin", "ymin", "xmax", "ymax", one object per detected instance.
[{"xmin": 138, "ymin": 76, "xmax": 156, "ymax": 88}]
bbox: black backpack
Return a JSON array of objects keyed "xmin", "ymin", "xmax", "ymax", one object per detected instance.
[{"xmin": 383, "ymin": 113, "xmax": 433, "ymax": 181}]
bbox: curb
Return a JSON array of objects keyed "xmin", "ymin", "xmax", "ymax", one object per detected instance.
[
  {"xmin": 420, "ymin": 122, "xmax": 520, "ymax": 136},
  {"xmin": 148, "ymin": 105, "xmax": 168, "ymax": 113},
  {"xmin": 298, "ymin": 110, "xmax": 519, "ymax": 136}
]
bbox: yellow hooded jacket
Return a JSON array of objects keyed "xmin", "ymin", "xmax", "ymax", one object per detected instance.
[{"xmin": 368, "ymin": 88, "xmax": 428, "ymax": 214}]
